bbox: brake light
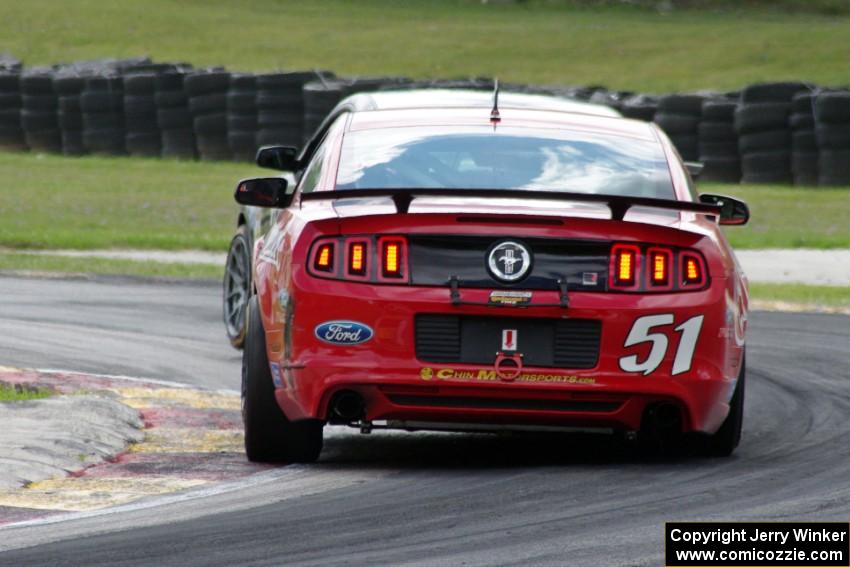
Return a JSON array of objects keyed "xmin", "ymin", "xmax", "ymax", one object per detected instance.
[
  {"xmin": 610, "ymin": 244, "xmax": 640, "ymax": 289},
  {"xmin": 381, "ymin": 239, "xmax": 406, "ymax": 279},
  {"xmin": 309, "ymin": 236, "xmax": 408, "ymax": 283},
  {"xmin": 314, "ymin": 242, "xmax": 335, "ymax": 272},
  {"xmin": 681, "ymin": 253, "xmax": 706, "ymax": 287},
  {"xmin": 647, "ymin": 247, "xmax": 672, "ymax": 288},
  {"xmin": 609, "ymin": 244, "xmax": 706, "ymax": 292},
  {"xmin": 348, "ymin": 242, "xmax": 367, "ymax": 276}
]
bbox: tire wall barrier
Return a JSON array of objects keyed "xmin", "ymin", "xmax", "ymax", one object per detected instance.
[{"xmin": 0, "ymin": 55, "xmax": 847, "ymax": 186}]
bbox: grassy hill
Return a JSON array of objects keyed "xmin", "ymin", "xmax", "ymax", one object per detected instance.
[{"xmin": 2, "ymin": 0, "xmax": 850, "ymax": 92}]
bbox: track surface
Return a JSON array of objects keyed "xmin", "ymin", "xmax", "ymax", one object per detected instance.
[{"xmin": 1, "ymin": 276, "xmax": 848, "ymax": 566}]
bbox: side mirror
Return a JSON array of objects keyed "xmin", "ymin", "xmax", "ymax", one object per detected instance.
[
  {"xmin": 256, "ymin": 145, "xmax": 299, "ymax": 171},
  {"xmin": 684, "ymin": 161, "xmax": 704, "ymax": 179},
  {"xmin": 234, "ymin": 178, "xmax": 292, "ymax": 208},
  {"xmin": 699, "ymin": 193, "xmax": 749, "ymax": 226}
]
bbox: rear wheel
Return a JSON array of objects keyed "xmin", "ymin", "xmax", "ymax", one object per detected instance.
[
  {"xmin": 242, "ymin": 295, "xmax": 323, "ymax": 463},
  {"xmin": 223, "ymin": 225, "xmax": 251, "ymax": 349},
  {"xmin": 706, "ymin": 353, "xmax": 746, "ymax": 457}
]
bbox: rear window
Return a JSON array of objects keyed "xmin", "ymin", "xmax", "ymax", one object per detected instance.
[{"xmin": 335, "ymin": 126, "xmax": 674, "ymax": 199}]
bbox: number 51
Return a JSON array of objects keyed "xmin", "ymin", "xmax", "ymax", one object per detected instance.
[{"xmin": 619, "ymin": 314, "xmax": 704, "ymax": 376}]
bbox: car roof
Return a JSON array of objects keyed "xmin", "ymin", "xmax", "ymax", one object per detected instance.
[
  {"xmin": 346, "ymin": 106, "xmax": 658, "ymax": 141},
  {"xmin": 351, "ymin": 89, "xmax": 622, "ymax": 118}
]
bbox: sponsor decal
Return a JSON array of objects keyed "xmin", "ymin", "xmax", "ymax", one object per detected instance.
[
  {"xmin": 501, "ymin": 329, "xmax": 518, "ymax": 351},
  {"xmin": 315, "ymin": 320, "xmax": 374, "ymax": 345},
  {"xmin": 487, "ymin": 241, "xmax": 532, "ymax": 283},
  {"xmin": 419, "ymin": 367, "xmax": 595, "ymax": 384},
  {"xmin": 270, "ymin": 363, "xmax": 282, "ymax": 388},
  {"xmin": 489, "ymin": 290, "xmax": 532, "ymax": 306}
]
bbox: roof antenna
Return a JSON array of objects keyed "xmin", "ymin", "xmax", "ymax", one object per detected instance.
[{"xmin": 490, "ymin": 78, "xmax": 501, "ymax": 128}]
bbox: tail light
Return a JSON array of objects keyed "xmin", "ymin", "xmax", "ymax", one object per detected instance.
[
  {"xmin": 647, "ymin": 247, "xmax": 673, "ymax": 289},
  {"xmin": 609, "ymin": 244, "xmax": 708, "ymax": 292},
  {"xmin": 312, "ymin": 242, "xmax": 336, "ymax": 274},
  {"xmin": 610, "ymin": 244, "xmax": 640, "ymax": 290},
  {"xmin": 309, "ymin": 236, "xmax": 408, "ymax": 283},
  {"xmin": 680, "ymin": 252, "xmax": 707, "ymax": 288},
  {"xmin": 378, "ymin": 237, "xmax": 408, "ymax": 281},
  {"xmin": 346, "ymin": 240, "xmax": 369, "ymax": 278}
]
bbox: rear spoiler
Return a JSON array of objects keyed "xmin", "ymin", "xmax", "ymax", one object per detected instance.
[{"xmin": 299, "ymin": 188, "xmax": 721, "ymax": 221}]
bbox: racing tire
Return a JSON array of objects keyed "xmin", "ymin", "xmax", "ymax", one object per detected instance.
[
  {"xmin": 653, "ymin": 113, "xmax": 699, "ymax": 136},
  {"xmin": 738, "ymin": 130, "xmax": 790, "ymax": 153},
  {"xmin": 815, "ymin": 125, "xmax": 850, "ymax": 149},
  {"xmin": 814, "ymin": 91, "xmax": 850, "ymax": 124},
  {"xmin": 701, "ymin": 100, "xmax": 737, "ymax": 121},
  {"xmin": 242, "ymin": 295, "xmax": 323, "ymax": 463},
  {"xmin": 656, "ymin": 93, "xmax": 705, "ymax": 115},
  {"xmin": 791, "ymin": 130, "xmax": 817, "ymax": 152},
  {"xmin": 706, "ymin": 353, "xmax": 745, "ymax": 457},
  {"xmin": 791, "ymin": 92, "xmax": 814, "ymax": 114},
  {"xmin": 189, "ymin": 93, "xmax": 227, "ymax": 115},
  {"xmin": 223, "ymin": 225, "xmax": 251, "ymax": 348},
  {"xmin": 698, "ymin": 121, "xmax": 737, "ymax": 142},
  {"xmin": 789, "ymin": 112, "xmax": 814, "ymax": 131},
  {"xmin": 155, "ymin": 90, "xmax": 189, "ymax": 108},
  {"xmin": 740, "ymin": 82, "xmax": 808, "ymax": 104},
  {"xmin": 734, "ymin": 103, "xmax": 790, "ymax": 135}
]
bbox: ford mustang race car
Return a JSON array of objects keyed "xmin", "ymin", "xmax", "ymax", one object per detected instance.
[{"xmin": 233, "ymin": 88, "xmax": 750, "ymax": 463}]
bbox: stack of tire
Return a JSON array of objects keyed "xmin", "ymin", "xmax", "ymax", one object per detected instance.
[
  {"xmin": 620, "ymin": 94, "xmax": 658, "ymax": 122},
  {"xmin": 227, "ymin": 73, "xmax": 258, "ymax": 161},
  {"xmin": 733, "ymin": 82, "xmax": 808, "ymax": 184},
  {"xmin": 0, "ymin": 72, "xmax": 25, "ymax": 151},
  {"xmin": 185, "ymin": 70, "xmax": 231, "ymax": 160},
  {"xmin": 123, "ymin": 73, "xmax": 161, "ymax": 157},
  {"xmin": 813, "ymin": 90, "xmax": 850, "ymax": 186},
  {"xmin": 302, "ymin": 75, "xmax": 405, "ymax": 143},
  {"xmin": 80, "ymin": 76, "xmax": 125, "ymax": 155},
  {"xmin": 697, "ymin": 98, "xmax": 741, "ymax": 182},
  {"xmin": 155, "ymin": 71, "xmax": 195, "ymax": 159},
  {"xmin": 20, "ymin": 72, "xmax": 61, "ymax": 153},
  {"xmin": 302, "ymin": 79, "xmax": 345, "ymax": 141},
  {"xmin": 789, "ymin": 91, "xmax": 818, "ymax": 186},
  {"xmin": 256, "ymin": 72, "xmax": 318, "ymax": 149},
  {"xmin": 53, "ymin": 74, "xmax": 86, "ymax": 155},
  {"xmin": 653, "ymin": 94, "xmax": 705, "ymax": 161},
  {"xmin": 588, "ymin": 90, "xmax": 634, "ymax": 114}
]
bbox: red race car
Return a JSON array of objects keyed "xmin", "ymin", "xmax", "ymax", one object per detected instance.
[{"xmin": 235, "ymin": 88, "xmax": 749, "ymax": 463}]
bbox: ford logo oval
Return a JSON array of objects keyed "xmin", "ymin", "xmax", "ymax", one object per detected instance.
[{"xmin": 315, "ymin": 321, "xmax": 374, "ymax": 345}]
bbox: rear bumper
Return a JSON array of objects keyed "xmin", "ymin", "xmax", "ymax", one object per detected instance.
[{"xmin": 267, "ymin": 275, "xmax": 741, "ymax": 434}]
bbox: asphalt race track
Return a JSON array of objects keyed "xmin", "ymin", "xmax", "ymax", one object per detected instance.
[{"xmin": 0, "ymin": 276, "xmax": 848, "ymax": 566}]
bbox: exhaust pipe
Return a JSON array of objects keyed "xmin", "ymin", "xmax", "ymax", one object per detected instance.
[
  {"xmin": 651, "ymin": 403, "xmax": 682, "ymax": 431},
  {"xmin": 640, "ymin": 402, "xmax": 683, "ymax": 449},
  {"xmin": 329, "ymin": 390, "xmax": 365, "ymax": 423}
]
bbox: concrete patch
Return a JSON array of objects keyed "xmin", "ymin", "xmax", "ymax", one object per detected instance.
[
  {"xmin": 751, "ymin": 299, "xmax": 850, "ymax": 316},
  {"xmin": 0, "ymin": 396, "xmax": 144, "ymax": 491},
  {"xmin": 736, "ymin": 249, "xmax": 850, "ymax": 286},
  {"xmin": 0, "ymin": 368, "xmax": 263, "ymax": 527}
]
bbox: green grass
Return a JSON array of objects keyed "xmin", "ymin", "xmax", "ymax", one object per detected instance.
[
  {"xmin": 0, "ymin": 153, "xmax": 261, "ymax": 251},
  {"xmin": 1, "ymin": 154, "xmax": 848, "ymax": 252},
  {"xmin": 0, "ymin": 383, "xmax": 52, "ymax": 402},
  {"xmin": 710, "ymin": 183, "xmax": 850, "ymax": 249},
  {"xmin": 0, "ymin": 252, "xmax": 223, "ymax": 279},
  {"xmin": 3, "ymin": 0, "xmax": 850, "ymax": 92},
  {"xmin": 749, "ymin": 283, "xmax": 850, "ymax": 309}
]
